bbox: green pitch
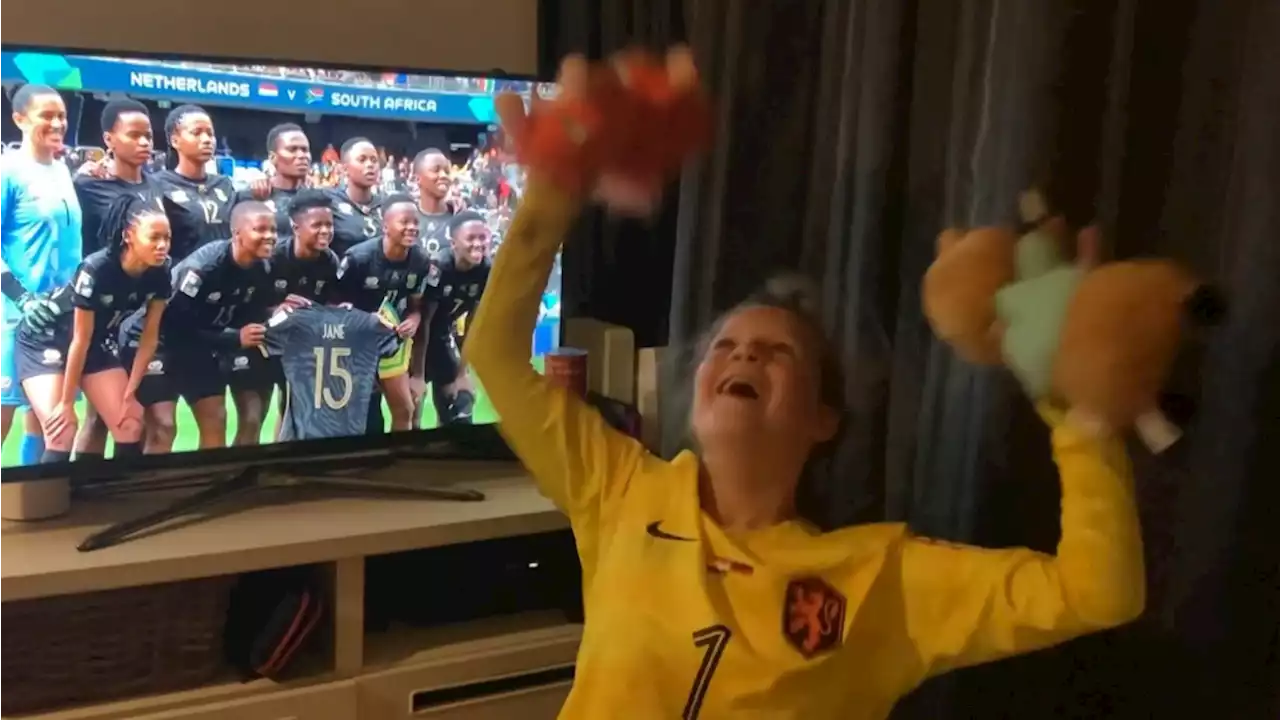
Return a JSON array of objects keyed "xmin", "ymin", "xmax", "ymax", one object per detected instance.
[{"xmin": 1, "ymin": 382, "xmax": 501, "ymax": 467}]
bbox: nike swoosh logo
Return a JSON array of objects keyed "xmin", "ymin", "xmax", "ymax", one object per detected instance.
[{"xmin": 646, "ymin": 521, "xmax": 695, "ymax": 542}]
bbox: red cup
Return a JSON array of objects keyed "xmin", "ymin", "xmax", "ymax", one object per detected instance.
[{"xmin": 545, "ymin": 348, "xmax": 588, "ymax": 397}]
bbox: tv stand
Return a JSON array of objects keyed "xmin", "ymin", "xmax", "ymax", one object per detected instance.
[
  {"xmin": 77, "ymin": 461, "xmax": 488, "ymax": 552},
  {"xmin": 2, "ymin": 462, "xmax": 577, "ymax": 720}
]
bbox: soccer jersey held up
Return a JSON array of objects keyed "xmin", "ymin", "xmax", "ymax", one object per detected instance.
[{"xmin": 261, "ymin": 304, "xmax": 400, "ymax": 441}]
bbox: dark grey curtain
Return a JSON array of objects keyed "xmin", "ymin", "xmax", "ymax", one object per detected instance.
[{"xmin": 541, "ymin": 0, "xmax": 1279, "ymax": 716}]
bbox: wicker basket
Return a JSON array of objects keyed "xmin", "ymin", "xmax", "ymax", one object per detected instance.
[{"xmin": 1, "ymin": 575, "xmax": 235, "ymax": 716}]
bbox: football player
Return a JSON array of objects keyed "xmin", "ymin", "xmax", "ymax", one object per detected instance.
[
  {"xmin": 118, "ymin": 202, "xmax": 274, "ymax": 451},
  {"xmin": 335, "ymin": 194, "xmax": 431, "ymax": 433},
  {"xmin": 16, "ymin": 194, "xmax": 170, "ymax": 462},
  {"xmin": 71, "ymin": 97, "xmax": 157, "ymax": 461},
  {"xmin": 1, "ymin": 84, "xmax": 82, "ymax": 463},
  {"xmin": 152, "ymin": 105, "xmax": 236, "ymax": 260},
  {"xmin": 325, "ymin": 137, "xmax": 382, "ymax": 256},
  {"xmin": 416, "ymin": 211, "xmax": 491, "ymax": 426}
]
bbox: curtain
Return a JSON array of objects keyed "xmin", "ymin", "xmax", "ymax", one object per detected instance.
[{"xmin": 539, "ymin": 0, "xmax": 1279, "ymax": 716}]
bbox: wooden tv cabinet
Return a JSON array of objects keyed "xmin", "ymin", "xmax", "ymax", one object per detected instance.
[{"xmin": 1, "ymin": 460, "xmax": 580, "ymax": 720}]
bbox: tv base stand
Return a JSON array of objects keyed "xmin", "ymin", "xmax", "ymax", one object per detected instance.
[{"xmin": 76, "ymin": 463, "xmax": 487, "ymax": 552}]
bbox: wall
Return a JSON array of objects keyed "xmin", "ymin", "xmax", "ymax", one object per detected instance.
[{"xmin": 3, "ymin": 0, "xmax": 539, "ymax": 78}]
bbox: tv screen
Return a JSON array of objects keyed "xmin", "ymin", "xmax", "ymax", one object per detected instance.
[{"xmin": 0, "ymin": 50, "xmax": 561, "ymax": 468}]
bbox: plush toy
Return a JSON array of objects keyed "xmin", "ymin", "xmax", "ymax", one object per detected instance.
[
  {"xmin": 923, "ymin": 189, "xmax": 1226, "ymax": 452},
  {"xmin": 494, "ymin": 47, "xmax": 712, "ymax": 214}
]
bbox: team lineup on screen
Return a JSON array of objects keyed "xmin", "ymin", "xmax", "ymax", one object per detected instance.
[{"xmin": 0, "ymin": 64, "xmax": 559, "ymax": 467}]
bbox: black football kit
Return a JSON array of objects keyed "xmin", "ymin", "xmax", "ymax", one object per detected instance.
[
  {"xmin": 265, "ymin": 238, "xmax": 340, "ymax": 307},
  {"xmin": 225, "ymin": 237, "xmax": 342, "ymax": 393},
  {"xmin": 324, "ymin": 188, "xmax": 382, "ymax": 257},
  {"xmin": 416, "ymin": 207, "xmax": 453, "ymax": 256},
  {"xmin": 16, "ymin": 249, "xmax": 171, "ymax": 382},
  {"xmin": 260, "ymin": 304, "xmax": 400, "ymax": 441},
  {"xmin": 119, "ymin": 240, "xmax": 271, "ymax": 406},
  {"xmin": 423, "ymin": 248, "xmax": 491, "ymax": 385},
  {"xmin": 73, "ymin": 175, "xmax": 160, "ymax": 255},
  {"xmin": 335, "ymin": 239, "xmax": 433, "ymax": 315},
  {"xmin": 151, "ymin": 169, "xmax": 238, "ymax": 260},
  {"xmin": 334, "ymin": 238, "xmax": 432, "ymax": 435}
]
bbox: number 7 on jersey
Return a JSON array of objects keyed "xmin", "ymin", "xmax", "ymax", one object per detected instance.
[{"xmin": 683, "ymin": 625, "xmax": 731, "ymax": 720}]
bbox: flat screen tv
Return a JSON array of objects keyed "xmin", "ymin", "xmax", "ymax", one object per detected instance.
[{"xmin": 0, "ymin": 48, "xmax": 561, "ymax": 476}]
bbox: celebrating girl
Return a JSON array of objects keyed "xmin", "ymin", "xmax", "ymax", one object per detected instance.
[{"xmin": 464, "ymin": 51, "xmax": 1144, "ymax": 718}]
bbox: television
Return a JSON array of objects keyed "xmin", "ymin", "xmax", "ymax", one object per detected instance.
[{"xmin": 0, "ymin": 48, "xmax": 562, "ymax": 477}]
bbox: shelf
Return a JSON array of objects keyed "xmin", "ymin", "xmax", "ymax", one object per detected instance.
[{"xmin": 363, "ymin": 611, "xmax": 582, "ymax": 674}]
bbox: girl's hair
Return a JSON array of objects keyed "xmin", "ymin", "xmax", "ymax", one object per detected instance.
[
  {"xmin": 163, "ymin": 104, "xmax": 209, "ymax": 170},
  {"xmin": 666, "ymin": 273, "xmax": 848, "ymax": 521},
  {"xmin": 100, "ymin": 192, "xmax": 166, "ymax": 255}
]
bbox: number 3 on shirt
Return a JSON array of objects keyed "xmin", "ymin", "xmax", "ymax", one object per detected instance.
[{"xmin": 683, "ymin": 625, "xmax": 731, "ymax": 720}]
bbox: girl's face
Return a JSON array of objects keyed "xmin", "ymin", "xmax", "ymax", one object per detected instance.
[
  {"xmin": 344, "ymin": 142, "xmax": 380, "ymax": 188},
  {"xmin": 691, "ymin": 305, "xmax": 838, "ymax": 452},
  {"xmin": 383, "ymin": 205, "xmax": 421, "ymax": 248},
  {"xmin": 172, "ymin": 113, "xmax": 215, "ymax": 162},
  {"xmin": 126, "ymin": 214, "xmax": 172, "ymax": 267},
  {"xmin": 105, "ymin": 112, "xmax": 153, "ymax": 167},
  {"xmin": 14, "ymin": 92, "xmax": 68, "ymax": 157}
]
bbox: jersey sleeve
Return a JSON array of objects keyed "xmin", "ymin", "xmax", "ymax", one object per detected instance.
[
  {"xmin": 166, "ymin": 265, "xmax": 234, "ymax": 346},
  {"xmin": 72, "ymin": 177, "xmax": 102, "ymax": 254},
  {"xmin": 464, "ymin": 181, "xmax": 648, "ymax": 526},
  {"xmin": 334, "ymin": 252, "xmax": 363, "ymax": 302},
  {"xmin": 410, "ymin": 250, "xmax": 432, "ymax": 298},
  {"xmin": 898, "ymin": 422, "xmax": 1145, "ymax": 679},
  {"xmin": 421, "ymin": 258, "xmax": 443, "ymax": 302},
  {"xmin": 261, "ymin": 307, "xmax": 296, "ymax": 357},
  {"xmin": 69, "ymin": 261, "xmax": 100, "ymax": 310},
  {"xmin": 147, "ymin": 262, "xmax": 173, "ymax": 301},
  {"xmin": 315, "ymin": 253, "xmax": 341, "ymax": 303}
]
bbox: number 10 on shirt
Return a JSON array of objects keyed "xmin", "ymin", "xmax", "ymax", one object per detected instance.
[{"xmin": 312, "ymin": 346, "xmax": 354, "ymax": 410}]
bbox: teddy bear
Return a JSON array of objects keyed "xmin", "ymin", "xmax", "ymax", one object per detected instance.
[
  {"xmin": 922, "ymin": 189, "xmax": 1226, "ymax": 452},
  {"xmin": 493, "ymin": 47, "xmax": 712, "ymax": 215}
]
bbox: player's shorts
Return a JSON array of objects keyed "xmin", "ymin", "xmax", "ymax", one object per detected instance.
[
  {"xmin": 14, "ymin": 327, "xmax": 121, "ymax": 384},
  {"xmin": 223, "ymin": 348, "xmax": 282, "ymax": 393},
  {"xmin": 424, "ymin": 330, "xmax": 463, "ymax": 385},
  {"xmin": 378, "ymin": 338, "xmax": 412, "ymax": 380},
  {"xmin": 1, "ymin": 325, "xmax": 26, "ymax": 407},
  {"xmin": 375, "ymin": 301, "xmax": 410, "ymax": 380},
  {"xmin": 119, "ymin": 338, "xmax": 227, "ymax": 407}
]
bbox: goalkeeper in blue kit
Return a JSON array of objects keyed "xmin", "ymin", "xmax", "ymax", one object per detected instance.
[{"xmin": 1, "ymin": 84, "xmax": 83, "ymax": 462}]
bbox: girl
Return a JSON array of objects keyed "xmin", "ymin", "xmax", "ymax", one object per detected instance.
[
  {"xmin": 16, "ymin": 194, "xmax": 172, "ymax": 463},
  {"xmin": 0, "ymin": 84, "xmax": 81, "ymax": 464},
  {"xmin": 72, "ymin": 97, "xmax": 157, "ymax": 461},
  {"xmin": 324, "ymin": 137, "xmax": 383, "ymax": 256},
  {"xmin": 463, "ymin": 53, "xmax": 1145, "ymax": 718},
  {"xmin": 152, "ymin": 104, "xmax": 237, "ymax": 261}
]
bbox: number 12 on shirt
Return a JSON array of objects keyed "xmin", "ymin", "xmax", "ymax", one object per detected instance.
[
  {"xmin": 683, "ymin": 625, "xmax": 731, "ymax": 720},
  {"xmin": 312, "ymin": 346, "xmax": 354, "ymax": 409}
]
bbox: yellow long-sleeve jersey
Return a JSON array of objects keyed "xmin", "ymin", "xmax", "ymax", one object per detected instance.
[{"xmin": 464, "ymin": 181, "xmax": 1146, "ymax": 719}]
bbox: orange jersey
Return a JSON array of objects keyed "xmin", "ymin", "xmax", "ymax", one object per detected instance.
[{"xmin": 465, "ymin": 182, "xmax": 1145, "ymax": 719}]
